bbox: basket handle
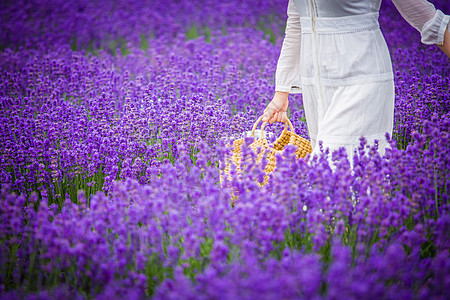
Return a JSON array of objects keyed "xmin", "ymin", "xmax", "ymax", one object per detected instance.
[{"xmin": 250, "ymin": 115, "xmax": 295, "ymax": 141}]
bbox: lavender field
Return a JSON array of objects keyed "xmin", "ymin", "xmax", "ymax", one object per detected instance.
[{"xmin": 1, "ymin": 0, "xmax": 449, "ymax": 298}]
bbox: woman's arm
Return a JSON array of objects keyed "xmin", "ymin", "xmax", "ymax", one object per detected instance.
[
  {"xmin": 392, "ymin": 0, "xmax": 450, "ymax": 58},
  {"xmin": 263, "ymin": 0, "xmax": 302, "ymax": 123},
  {"xmin": 437, "ymin": 24, "xmax": 450, "ymax": 58},
  {"xmin": 275, "ymin": 0, "xmax": 302, "ymax": 94}
]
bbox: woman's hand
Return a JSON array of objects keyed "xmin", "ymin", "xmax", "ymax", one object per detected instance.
[{"xmin": 262, "ymin": 91, "xmax": 289, "ymax": 124}]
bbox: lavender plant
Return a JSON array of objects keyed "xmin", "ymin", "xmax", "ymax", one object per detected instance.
[{"xmin": 0, "ymin": 0, "xmax": 449, "ymax": 299}]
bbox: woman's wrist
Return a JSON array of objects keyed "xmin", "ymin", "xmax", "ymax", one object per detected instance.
[
  {"xmin": 437, "ymin": 24, "xmax": 450, "ymax": 58},
  {"xmin": 274, "ymin": 91, "xmax": 289, "ymax": 99}
]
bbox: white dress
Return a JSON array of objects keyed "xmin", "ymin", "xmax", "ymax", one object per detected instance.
[{"xmin": 275, "ymin": 0, "xmax": 449, "ymax": 158}]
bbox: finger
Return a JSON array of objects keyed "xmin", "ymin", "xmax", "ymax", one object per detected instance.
[
  {"xmin": 262, "ymin": 105, "xmax": 275, "ymax": 122},
  {"xmin": 276, "ymin": 111, "xmax": 284, "ymax": 123},
  {"xmin": 262, "ymin": 110, "xmax": 271, "ymax": 122},
  {"xmin": 279, "ymin": 111, "xmax": 287, "ymax": 123},
  {"xmin": 268, "ymin": 112, "xmax": 278, "ymax": 124}
]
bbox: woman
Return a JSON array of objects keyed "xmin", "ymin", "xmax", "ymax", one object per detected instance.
[{"xmin": 262, "ymin": 0, "xmax": 449, "ymax": 160}]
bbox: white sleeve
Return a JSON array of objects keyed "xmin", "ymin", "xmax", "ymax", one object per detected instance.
[
  {"xmin": 275, "ymin": 0, "xmax": 302, "ymax": 94},
  {"xmin": 391, "ymin": 0, "xmax": 450, "ymax": 45}
]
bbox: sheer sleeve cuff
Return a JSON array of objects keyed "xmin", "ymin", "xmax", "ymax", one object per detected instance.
[
  {"xmin": 421, "ymin": 10, "xmax": 450, "ymax": 45},
  {"xmin": 275, "ymin": 85, "xmax": 302, "ymax": 94}
]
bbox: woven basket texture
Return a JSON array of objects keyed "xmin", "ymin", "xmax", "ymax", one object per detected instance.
[{"xmin": 220, "ymin": 115, "xmax": 312, "ymax": 187}]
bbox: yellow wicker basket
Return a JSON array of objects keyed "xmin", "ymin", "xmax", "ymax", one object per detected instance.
[{"xmin": 221, "ymin": 115, "xmax": 312, "ymax": 187}]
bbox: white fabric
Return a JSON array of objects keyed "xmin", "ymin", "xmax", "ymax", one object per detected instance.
[
  {"xmin": 275, "ymin": 0, "xmax": 449, "ymax": 159},
  {"xmin": 420, "ymin": 10, "xmax": 450, "ymax": 45},
  {"xmin": 275, "ymin": 0, "xmax": 302, "ymax": 94},
  {"xmin": 391, "ymin": 0, "xmax": 436, "ymax": 31},
  {"xmin": 304, "ymin": 81, "xmax": 394, "ymax": 158},
  {"xmin": 391, "ymin": 0, "xmax": 450, "ymax": 45},
  {"xmin": 299, "ymin": 12, "xmax": 393, "ymax": 87},
  {"xmin": 275, "ymin": 0, "xmax": 450, "ymax": 92}
]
